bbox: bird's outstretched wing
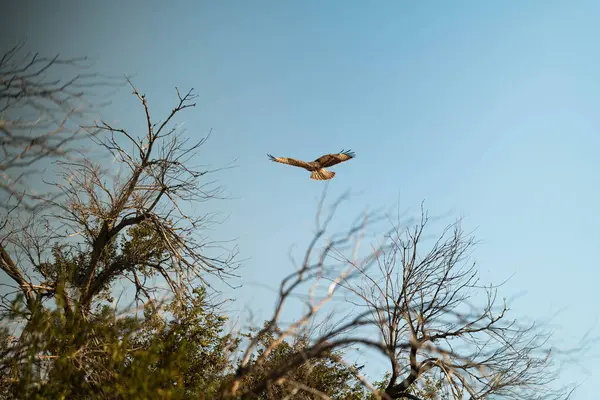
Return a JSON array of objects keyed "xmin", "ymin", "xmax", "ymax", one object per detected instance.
[
  {"xmin": 267, "ymin": 154, "xmax": 312, "ymax": 170},
  {"xmin": 313, "ymin": 149, "xmax": 356, "ymax": 168}
]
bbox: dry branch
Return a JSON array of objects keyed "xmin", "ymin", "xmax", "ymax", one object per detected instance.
[{"xmin": 0, "ymin": 41, "xmax": 121, "ymax": 211}]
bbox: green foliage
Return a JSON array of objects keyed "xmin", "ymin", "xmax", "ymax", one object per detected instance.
[
  {"xmin": 0, "ymin": 288, "xmax": 237, "ymax": 399},
  {"xmin": 367, "ymin": 372, "xmax": 447, "ymax": 400},
  {"xmin": 1, "ymin": 292, "xmax": 449, "ymax": 400},
  {"xmin": 119, "ymin": 221, "xmax": 170, "ymax": 279},
  {"xmin": 235, "ymin": 326, "xmax": 366, "ymax": 399},
  {"xmin": 126, "ymin": 288, "xmax": 238, "ymax": 399}
]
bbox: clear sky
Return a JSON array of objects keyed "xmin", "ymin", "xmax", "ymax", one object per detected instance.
[{"xmin": 3, "ymin": 0, "xmax": 600, "ymax": 397}]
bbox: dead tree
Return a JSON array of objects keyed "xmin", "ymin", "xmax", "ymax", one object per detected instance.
[
  {"xmin": 0, "ymin": 41, "xmax": 115, "ymax": 210},
  {"xmin": 224, "ymin": 197, "xmax": 573, "ymax": 400},
  {"xmin": 346, "ymin": 205, "xmax": 571, "ymax": 399},
  {"xmin": 0, "ymin": 79, "xmax": 238, "ymax": 320}
]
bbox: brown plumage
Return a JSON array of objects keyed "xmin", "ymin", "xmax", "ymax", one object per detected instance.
[{"xmin": 267, "ymin": 150, "xmax": 355, "ymax": 180}]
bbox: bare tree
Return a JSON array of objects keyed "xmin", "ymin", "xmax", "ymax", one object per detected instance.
[
  {"xmin": 347, "ymin": 206, "xmax": 571, "ymax": 399},
  {"xmin": 0, "ymin": 41, "xmax": 116, "ymax": 210},
  {"xmin": 223, "ymin": 196, "xmax": 574, "ymax": 400},
  {"xmin": 0, "ymin": 79, "xmax": 238, "ymax": 320}
]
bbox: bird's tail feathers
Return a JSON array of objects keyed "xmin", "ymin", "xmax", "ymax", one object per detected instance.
[{"xmin": 310, "ymin": 169, "xmax": 336, "ymax": 181}]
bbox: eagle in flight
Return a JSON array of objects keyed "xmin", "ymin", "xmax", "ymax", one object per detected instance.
[{"xmin": 267, "ymin": 149, "xmax": 355, "ymax": 180}]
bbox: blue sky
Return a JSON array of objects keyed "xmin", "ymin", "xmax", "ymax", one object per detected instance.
[{"xmin": 4, "ymin": 0, "xmax": 600, "ymax": 397}]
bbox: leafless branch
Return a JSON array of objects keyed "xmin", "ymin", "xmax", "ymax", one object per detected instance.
[{"xmin": 0, "ymin": 41, "xmax": 122, "ymax": 211}]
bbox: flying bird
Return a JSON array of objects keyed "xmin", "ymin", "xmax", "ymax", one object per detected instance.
[{"xmin": 267, "ymin": 149, "xmax": 356, "ymax": 180}]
